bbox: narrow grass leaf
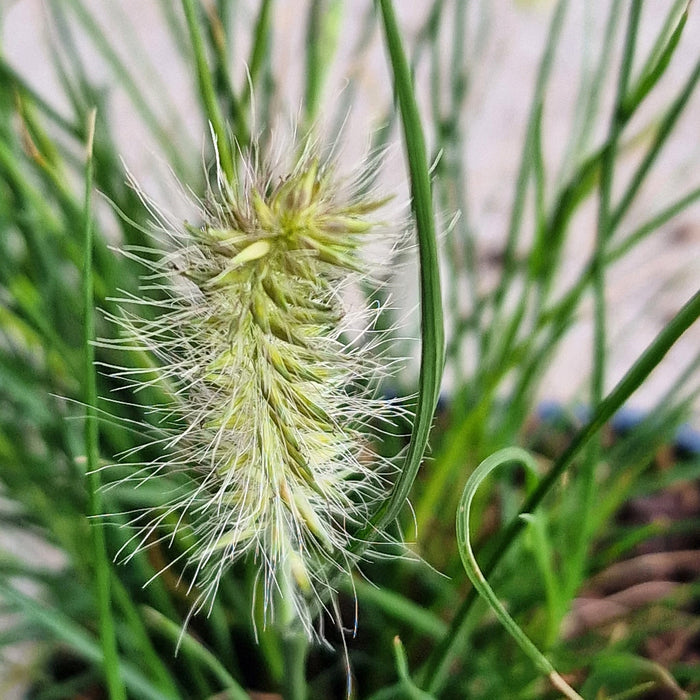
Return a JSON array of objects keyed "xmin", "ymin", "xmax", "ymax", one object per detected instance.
[
  {"xmin": 367, "ymin": 0, "xmax": 444, "ymax": 535},
  {"xmin": 304, "ymin": 0, "xmax": 343, "ymax": 130},
  {"xmin": 240, "ymin": 0, "xmax": 273, "ymax": 114},
  {"xmin": 0, "ymin": 580, "xmax": 173, "ymax": 700},
  {"xmin": 456, "ymin": 447, "xmax": 583, "ymax": 699},
  {"xmin": 622, "ymin": 1, "xmax": 689, "ymax": 117},
  {"xmin": 181, "ymin": 0, "xmax": 235, "ymax": 182},
  {"xmin": 143, "ymin": 606, "xmax": 249, "ymax": 700},
  {"xmin": 81, "ymin": 108, "xmax": 126, "ymax": 700},
  {"xmin": 489, "ymin": 0, "xmax": 568, "ymax": 319},
  {"xmin": 611, "ymin": 57, "xmax": 700, "ymax": 230},
  {"xmin": 423, "ymin": 288, "xmax": 700, "ymax": 692},
  {"xmin": 347, "ymin": 578, "xmax": 448, "ymax": 640}
]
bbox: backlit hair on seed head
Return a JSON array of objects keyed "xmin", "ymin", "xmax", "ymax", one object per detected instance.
[{"xmin": 102, "ymin": 129, "xmax": 410, "ymax": 637}]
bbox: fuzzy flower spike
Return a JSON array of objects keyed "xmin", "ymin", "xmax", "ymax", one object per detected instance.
[{"xmin": 108, "ymin": 136, "xmax": 404, "ymax": 635}]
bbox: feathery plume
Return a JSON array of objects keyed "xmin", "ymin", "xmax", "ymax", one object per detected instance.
[{"xmin": 105, "ymin": 134, "xmax": 406, "ymax": 635}]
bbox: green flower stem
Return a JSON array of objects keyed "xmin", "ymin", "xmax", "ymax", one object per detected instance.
[
  {"xmin": 280, "ymin": 568, "xmax": 309, "ymax": 700},
  {"xmin": 367, "ymin": 0, "xmax": 444, "ymax": 535},
  {"xmin": 282, "ymin": 632, "xmax": 309, "ymax": 700},
  {"xmin": 422, "ymin": 288, "xmax": 700, "ymax": 693},
  {"xmin": 456, "ymin": 448, "xmax": 583, "ymax": 700},
  {"xmin": 82, "ymin": 108, "xmax": 126, "ymax": 700},
  {"xmin": 181, "ymin": 0, "xmax": 235, "ymax": 182}
]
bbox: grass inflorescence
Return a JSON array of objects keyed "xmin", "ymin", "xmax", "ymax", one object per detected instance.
[{"xmin": 105, "ymin": 137, "xmax": 406, "ymax": 635}]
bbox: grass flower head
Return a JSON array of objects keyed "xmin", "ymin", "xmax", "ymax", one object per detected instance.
[{"xmin": 107, "ymin": 135, "xmax": 405, "ymax": 635}]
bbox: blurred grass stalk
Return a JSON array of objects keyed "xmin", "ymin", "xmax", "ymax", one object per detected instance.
[
  {"xmin": 1, "ymin": 1, "xmax": 699, "ymax": 698},
  {"xmin": 81, "ymin": 107, "xmax": 126, "ymax": 700}
]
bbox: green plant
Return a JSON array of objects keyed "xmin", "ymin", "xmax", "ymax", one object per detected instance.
[{"xmin": 1, "ymin": 1, "xmax": 698, "ymax": 698}]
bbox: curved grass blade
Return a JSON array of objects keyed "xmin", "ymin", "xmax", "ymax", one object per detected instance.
[
  {"xmin": 423, "ymin": 288, "xmax": 700, "ymax": 692},
  {"xmin": 456, "ymin": 448, "xmax": 583, "ymax": 700},
  {"xmin": 364, "ymin": 0, "xmax": 444, "ymax": 537}
]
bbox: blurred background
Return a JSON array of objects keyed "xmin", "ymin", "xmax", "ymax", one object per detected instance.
[{"xmin": 3, "ymin": 0, "xmax": 699, "ymax": 408}]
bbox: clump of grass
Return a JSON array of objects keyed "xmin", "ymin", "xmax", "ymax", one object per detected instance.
[{"xmin": 0, "ymin": 1, "xmax": 699, "ymax": 699}]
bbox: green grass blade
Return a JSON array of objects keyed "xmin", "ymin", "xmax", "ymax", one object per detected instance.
[
  {"xmin": 60, "ymin": 0, "xmax": 191, "ymax": 177},
  {"xmin": 347, "ymin": 578, "xmax": 448, "ymax": 640},
  {"xmin": 110, "ymin": 575, "xmax": 180, "ymax": 697},
  {"xmin": 557, "ymin": 1, "xmax": 623, "ymax": 182},
  {"xmin": 456, "ymin": 448, "xmax": 583, "ymax": 699},
  {"xmin": 440, "ymin": 0, "xmax": 479, "ymax": 369},
  {"xmin": 611, "ymin": 56, "xmax": 700, "ymax": 230},
  {"xmin": 143, "ymin": 607, "xmax": 249, "ymax": 700},
  {"xmin": 609, "ymin": 184, "xmax": 700, "ymax": 261},
  {"xmin": 423, "ymin": 287, "xmax": 700, "ymax": 693},
  {"xmin": 597, "ymin": 0, "xmax": 640, "ymax": 242},
  {"xmin": 304, "ymin": 0, "xmax": 343, "ymax": 130},
  {"xmin": 181, "ymin": 0, "xmax": 235, "ymax": 182},
  {"xmin": 391, "ymin": 636, "xmax": 437, "ymax": 700},
  {"xmin": 240, "ymin": 0, "xmax": 273, "ymax": 114},
  {"xmin": 622, "ymin": 1, "xmax": 689, "ymax": 116},
  {"xmin": 524, "ymin": 509, "xmax": 566, "ymax": 647},
  {"xmin": 571, "ymin": 1, "xmax": 641, "ymax": 597},
  {"xmin": 366, "ymin": 0, "xmax": 444, "ymax": 535},
  {"xmin": 0, "ymin": 57, "xmax": 82, "ymax": 139},
  {"xmin": 203, "ymin": 3, "xmax": 247, "ymax": 139},
  {"xmin": 103, "ymin": 0, "xmax": 188, "ymax": 130},
  {"xmin": 0, "ymin": 580, "xmax": 173, "ymax": 700},
  {"xmin": 81, "ymin": 108, "xmax": 126, "ymax": 700},
  {"xmin": 538, "ymin": 181, "xmax": 700, "ymax": 339},
  {"xmin": 488, "ymin": 0, "xmax": 569, "ymax": 327},
  {"xmin": 156, "ymin": 0, "xmax": 189, "ymax": 53}
]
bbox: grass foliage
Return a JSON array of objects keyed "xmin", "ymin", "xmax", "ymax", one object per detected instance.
[{"xmin": 1, "ymin": 1, "xmax": 699, "ymax": 698}]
